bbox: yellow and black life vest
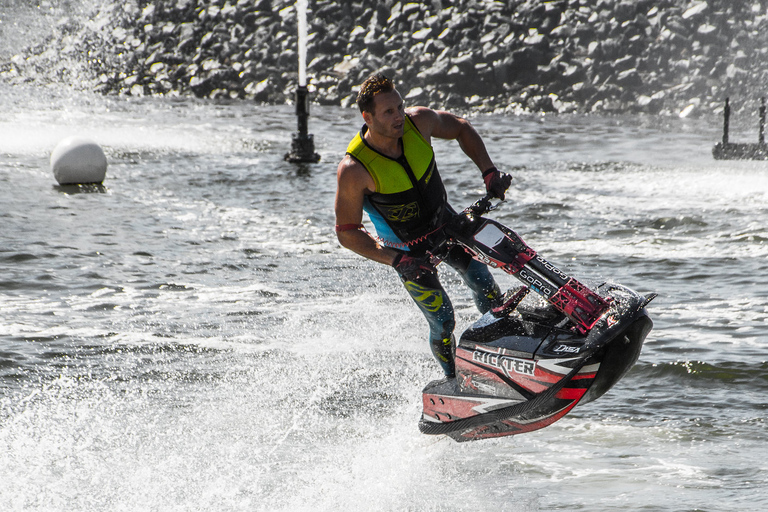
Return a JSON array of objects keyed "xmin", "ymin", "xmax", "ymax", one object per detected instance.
[{"xmin": 346, "ymin": 115, "xmax": 447, "ymax": 246}]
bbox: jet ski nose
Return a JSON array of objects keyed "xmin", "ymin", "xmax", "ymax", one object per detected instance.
[{"xmin": 641, "ymin": 293, "xmax": 658, "ymax": 308}]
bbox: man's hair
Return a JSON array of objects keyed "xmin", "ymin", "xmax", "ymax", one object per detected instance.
[{"xmin": 356, "ymin": 73, "xmax": 395, "ymax": 114}]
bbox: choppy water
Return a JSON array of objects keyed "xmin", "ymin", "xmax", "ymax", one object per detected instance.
[{"xmin": 1, "ymin": 78, "xmax": 767, "ymax": 511}]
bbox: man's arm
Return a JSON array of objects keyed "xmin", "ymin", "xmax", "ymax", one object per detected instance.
[
  {"xmin": 334, "ymin": 155, "xmax": 400, "ymax": 265},
  {"xmin": 407, "ymin": 106, "xmax": 495, "ymax": 173},
  {"xmin": 408, "ymin": 106, "xmax": 511, "ymax": 199}
]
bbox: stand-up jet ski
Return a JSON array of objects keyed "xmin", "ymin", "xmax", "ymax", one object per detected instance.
[{"xmin": 419, "ymin": 195, "xmax": 655, "ymax": 442}]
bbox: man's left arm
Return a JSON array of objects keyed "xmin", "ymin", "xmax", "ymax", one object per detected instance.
[
  {"xmin": 410, "ymin": 107, "xmax": 494, "ymax": 171},
  {"xmin": 409, "ymin": 107, "xmax": 511, "ymax": 199}
]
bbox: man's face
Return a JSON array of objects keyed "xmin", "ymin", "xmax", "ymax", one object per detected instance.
[{"xmin": 364, "ymin": 90, "xmax": 405, "ymax": 139}]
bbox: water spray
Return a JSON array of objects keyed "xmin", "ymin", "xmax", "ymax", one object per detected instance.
[{"xmin": 285, "ymin": 0, "xmax": 320, "ymax": 163}]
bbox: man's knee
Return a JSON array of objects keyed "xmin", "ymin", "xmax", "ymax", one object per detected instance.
[{"xmin": 404, "ymin": 280, "xmax": 445, "ymax": 313}]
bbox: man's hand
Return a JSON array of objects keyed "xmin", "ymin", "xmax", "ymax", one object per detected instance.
[
  {"xmin": 483, "ymin": 167, "xmax": 512, "ymax": 200},
  {"xmin": 392, "ymin": 253, "xmax": 436, "ymax": 282}
]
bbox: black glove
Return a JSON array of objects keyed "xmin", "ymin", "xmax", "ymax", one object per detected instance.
[
  {"xmin": 483, "ymin": 167, "xmax": 512, "ymax": 200},
  {"xmin": 392, "ymin": 253, "xmax": 436, "ymax": 282}
]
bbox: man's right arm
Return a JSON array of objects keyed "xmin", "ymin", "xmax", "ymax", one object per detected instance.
[{"xmin": 334, "ymin": 156, "xmax": 399, "ymax": 266}]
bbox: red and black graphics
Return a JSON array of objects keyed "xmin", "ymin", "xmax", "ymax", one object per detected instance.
[
  {"xmin": 418, "ymin": 197, "xmax": 653, "ymax": 442},
  {"xmin": 548, "ymin": 277, "xmax": 611, "ymax": 334},
  {"xmin": 469, "ymin": 221, "xmax": 536, "ymax": 273},
  {"xmin": 420, "ymin": 336, "xmax": 600, "ymax": 438},
  {"xmin": 418, "ymin": 282, "xmax": 655, "ymax": 442},
  {"xmin": 457, "ymin": 218, "xmax": 611, "ymax": 334},
  {"xmin": 447, "ymin": 370, "xmax": 595, "ymax": 442},
  {"xmin": 456, "ymin": 344, "xmax": 595, "ymax": 399},
  {"xmin": 420, "ymin": 354, "xmax": 598, "ymax": 442}
]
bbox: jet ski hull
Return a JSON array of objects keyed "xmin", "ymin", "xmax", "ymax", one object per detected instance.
[{"xmin": 419, "ymin": 283, "xmax": 654, "ymax": 442}]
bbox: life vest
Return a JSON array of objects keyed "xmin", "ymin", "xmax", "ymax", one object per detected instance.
[{"xmin": 346, "ymin": 115, "xmax": 447, "ymax": 248}]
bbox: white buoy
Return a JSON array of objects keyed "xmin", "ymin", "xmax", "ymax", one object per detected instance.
[{"xmin": 50, "ymin": 136, "xmax": 107, "ymax": 185}]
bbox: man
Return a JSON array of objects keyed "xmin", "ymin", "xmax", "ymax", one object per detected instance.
[{"xmin": 334, "ymin": 73, "xmax": 512, "ymax": 378}]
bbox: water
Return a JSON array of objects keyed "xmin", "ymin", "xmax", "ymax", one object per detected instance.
[
  {"xmin": 2, "ymin": 78, "xmax": 768, "ymax": 511},
  {"xmin": 296, "ymin": 0, "xmax": 308, "ymax": 87}
]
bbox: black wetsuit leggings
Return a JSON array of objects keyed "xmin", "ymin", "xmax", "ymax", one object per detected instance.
[{"xmin": 396, "ymin": 246, "xmax": 501, "ymax": 378}]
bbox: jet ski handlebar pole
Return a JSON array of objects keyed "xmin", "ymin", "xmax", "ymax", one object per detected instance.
[
  {"xmin": 467, "ymin": 194, "xmax": 497, "ymax": 216},
  {"xmin": 448, "ymin": 194, "xmax": 611, "ymax": 333}
]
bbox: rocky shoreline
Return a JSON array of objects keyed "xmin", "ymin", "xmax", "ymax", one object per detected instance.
[{"xmin": 3, "ymin": 0, "xmax": 768, "ymax": 118}]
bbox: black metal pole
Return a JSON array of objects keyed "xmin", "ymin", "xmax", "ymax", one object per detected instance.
[
  {"xmin": 285, "ymin": 85, "xmax": 320, "ymax": 163},
  {"xmin": 723, "ymin": 97, "xmax": 730, "ymax": 145},
  {"xmin": 759, "ymin": 97, "xmax": 765, "ymax": 145},
  {"xmin": 296, "ymin": 85, "xmax": 309, "ymax": 136}
]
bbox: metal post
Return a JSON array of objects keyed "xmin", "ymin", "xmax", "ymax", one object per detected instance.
[
  {"xmin": 284, "ymin": 0, "xmax": 320, "ymax": 164},
  {"xmin": 760, "ymin": 97, "xmax": 765, "ymax": 145},
  {"xmin": 296, "ymin": 85, "xmax": 309, "ymax": 136},
  {"xmin": 285, "ymin": 85, "xmax": 320, "ymax": 163},
  {"xmin": 723, "ymin": 97, "xmax": 730, "ymax": 145}
]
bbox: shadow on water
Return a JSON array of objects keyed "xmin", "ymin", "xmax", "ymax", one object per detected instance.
[
  {"xmin": 277, "ymin": 156, "xmax": 325, "ymax": 179},
  {"xmin": 53, "ymin": 183, "xmax": 108, "ymax": 194}
]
